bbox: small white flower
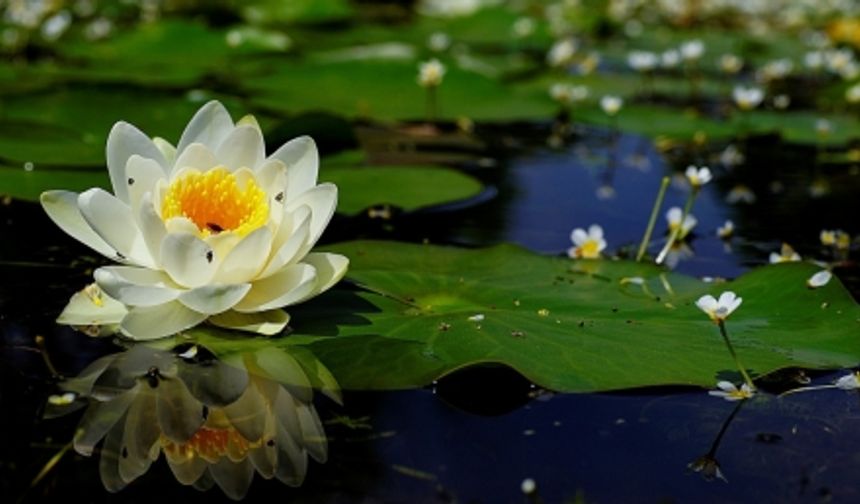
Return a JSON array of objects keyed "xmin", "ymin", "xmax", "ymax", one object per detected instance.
[
  {"xmin": 628, "ymin": 50, "xmax": 658, "ymax": 72},
  {"xmin": 769, "ymin": 243, "xmax": 801, "ymax": 263},
  {"xmin": 685, "ymin": 165, "xmax": 712, "ymax": 188},
  {"xmin": 733, "ymin": 86, "xmax": 764, "ymax": 111},
  {"xmin": 547, "ymin": 38, "xmax": 578, "ymax": 67},
  {"xmin": 807, "ymin": 270, "xmax": 832, "ymax": 289},
  {"xmin": 719, "ymin": 144, "xmax": 745, "ymax": 167},
  {"xmin": 820, "ymin": 229, "xmax": 851, "ymax": 250},
  {"xmin": 521, "ymin": 478, "xmax": 537, "ymax": 494},
  {"xmin": 772, "ymin": 94, "xmax": 791, "ymax": 110},
  {"xmin": 467, "ymin": 313, "xmax": 485, "ymax": 322},
  {"xmin": 696, "ymin": 291, "xmax": 742, "ymax": 322},
  {"xmin": 418, "ymin": 58, "xmax": 446, "ymax": 87},
  {"xmin": 804, "ymin": 50, "xmax": 824, "ymax": 70},
  {"xmin": 725, "ymin": 184, "xmax": 756, "ymax": 204},
  {"xmin": 708, "ymin": 381, "xmax": 755, "ymax": 401},
  {"xmin": 815, "ymin": 118, "xmax": 832, "ymax": 136},
  {"xmin": 661, "ymin": 49, "xmax": 680, "ymax": 68},
  {"xmin": 666, "ymin": 207, "xmax": 697, "ymax": 239},
  {"xmin": 600, "ymin": 95, "xmax": 623, "ymax": 116},
  {"xmin": 719, "ymin": 54, "xmax": 743, "ymax": 74},
  {"xmin": 680, "ymin": 39, "xmax": 704, "ymax": 61},
  {"xmin": 846, "ymin": 83, "xmax": 860, "ymax": 104},
  {"xmin": 759, "ymin": 58, "xmax": 793, "ymax": 81},
  {"xmin": 427, "ymin": 32, "xmax": 451, "ymax": 52},
  {"xmin": 512, "ymin": 17, "xmax": 535, "ymax": 38},
  {"xmin": 717, "ymin": 220, "xmax": 734, "ymax": 239},
  {"xmin": 835, "ymin": 371, "xmax": 860, "ymax": 390},
  {"xmin": 41, "ymin": 10, "xmax": 71, "ymax": 41},
  {"xmin": 568, "ymin": 224, "xmax": 606, "ymax": 259},
  {"xmin": 549, "ymin": 83, "xmax": 588, "ymax": 106}
]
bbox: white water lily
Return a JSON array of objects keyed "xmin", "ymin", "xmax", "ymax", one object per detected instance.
[
  {"xmin": 549, "ymin": 83, "xmax": 588, "ymax": 106},
  {"xmin": 708, "ymin": 381, "xmax": 755, "ymax": 401},
  {"xmin": 847, "ymin": 83, "xmax": 860, "ymax": 104},
  {"xmin": 680, "ymin": 39, "xmax": 704, "ymax": 61},
  {"xmin": 696, "ymin": 291, "xmax": 742, "ymax": 322},
  {"xmin": 42, "ymin": 100, "xmax": 349, "ymax": 340},
  {"xmin": 685, "ymin": 165, "xmax": 712, "ymax": 188},
  {"xmin": 568, "ymin": 224, "xmax": 606, "ymax": 259}
]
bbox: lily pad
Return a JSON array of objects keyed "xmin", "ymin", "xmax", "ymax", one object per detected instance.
[
  {"xmin": 243, "ymin": 58, "xmax": 554, "ymax": 121},
  {"xmin": 276, "ymin": 241, "xmax": 860, "ymax": 392},
  {"xmin": 0, "ymin": 165, "xmax": 109, "ymax": 201},
  {"xmin": 321, "ymin": 152, "xmax": 484, "ymax": 214}
]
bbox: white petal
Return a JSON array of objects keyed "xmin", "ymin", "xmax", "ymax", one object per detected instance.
[
  {"xmin": 695, "ymin": 294, "xmax": 718, "ymax": 313},
  {"xmin": 137, "ymin": 192, "xmax": 167, "ymax": 266},
  {"xmin": 215, "ymin": 124, "xmax": 265, "ymax": 171},
  {"xmin": 160, "ymin": 233, "xmax": 218, "ymax": 288},
  {"xmin": 588, "ymin": 224, "xmax": 603, "ymax": 240},
  {"xmin": 666, "ymin": 207, "xmax": 682, "ymax": 224},
  {"xmin": 259, "ymin": 210, "xmax": 311, "ymax": 279},
  {"xmin": 717, "ymin": 291, "xmax": 737, "ymax": 308},
  {"xmin": 95, "ymin": 266, "xmax": 181, "ymax": 307},
  {"xmin": 172, "ymin": 142, "xmax": 218, "ymax": 172},
  {"xmin": 153, "ymin": 137, "xmax": 176, "ymax": 165},
  {"xmin": 570, "ymin": 228, "xmax": 587, "ymax": 246},
  {"xmin": 715, "ymin": 380, "xmax": 736, "ymax": 392},
  {"xmin": 294, "ymin": 253, "xmax": 349, "ymax": 303},
  {"xmin": 286, "ymin": 183, "xmax": 337, "ymax": 252},
  {"xmin": 807, "ymin": 270, "xmax": 832, "ymax": 288},
  {"xmin": 125, "ymin": 155, "xmax": 166, "ymax": 214},
  {"xmin": 56, "ymin": 286, "xmax": 128, "ymax": 327},
  {"xmin": 178, "ymin": 283, "xmax": 251, "ymax": 315},
  {"xmin": 214, "ymin": 226, "xmax": 272, "ymax": 284},
  {"xmin": 233, "ymin": 263, "xmax": 317, "ymax": 313},
  {"xmin": 107, "ymin": 122, "xmax": 168, "ymax": 203},
  {"xmin": 268, "ymin": 136, "xmax": 319, "ymax": 202},
  {"xmin": 78, "ymin": 188, "xmax": 155, "ymax": 267},
  {"xmin": 165, "ymin": 216, "xmax": 200, "ymax": 235},
  {"xmin": 40, "ymin": 190, "xmax": 117, "ymax": 259},
  {"xmin": 255, "ymin": 158, "xmax": 288, "ymax": 195},
  {"xmin": 177, "ymin": 100, "xmax": 234, "ymax": 154},
  {"xmin": 208, "ymin": 309, "xmax": 290, "ymax": 335},
  {"xmin": 120, "ymin": 300, "xmax": 208, "ymax": 340}
]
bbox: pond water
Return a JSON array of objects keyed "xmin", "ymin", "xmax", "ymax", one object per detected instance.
[{"xmin": 2, "ymin": 122, "xmax": 858, "ymax": 503}]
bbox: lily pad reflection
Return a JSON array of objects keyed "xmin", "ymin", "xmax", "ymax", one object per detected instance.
[{"xmin": 46, "ymin": 342, "xmax": 338, "ymax": 500}]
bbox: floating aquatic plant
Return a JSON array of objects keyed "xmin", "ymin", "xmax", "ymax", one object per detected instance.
[{"xmin": 42, "ymin": 101, "xmax": 349, "ymax": 340}]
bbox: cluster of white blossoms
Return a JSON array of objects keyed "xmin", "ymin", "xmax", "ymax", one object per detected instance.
[{"xmin": 43, "ymin": 101, "xmax": 349, "ymax": 340}]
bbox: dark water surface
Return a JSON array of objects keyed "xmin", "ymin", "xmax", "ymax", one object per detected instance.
[{"xmin": 2, "ymin": 127, "xmax": 859, "ymax": 503}]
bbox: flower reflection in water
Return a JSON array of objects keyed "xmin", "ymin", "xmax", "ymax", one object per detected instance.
[{"xmin": 46, "ymin": 341, "xmax": 339, "ymax": 500}]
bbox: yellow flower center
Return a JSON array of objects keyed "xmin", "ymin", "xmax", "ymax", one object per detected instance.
[
  {"xmin": 161, "ymin": 167, "xmax": 268, "ymax": 237},
  {"xmin": 578, "ymin": 239, "xmax": 601, "ymax": 258}
]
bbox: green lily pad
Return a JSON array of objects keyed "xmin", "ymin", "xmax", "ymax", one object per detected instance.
[
  {"xmin": 273, "ymin": 241, "xmax": 860, "ymax": 392},
  {"xmin": 321, "ymin": 152, "xmax": 484, "ymax": 214},
  {"xmin": 243, "ymin": 58, "xmax": 554, "ymax": 121}
]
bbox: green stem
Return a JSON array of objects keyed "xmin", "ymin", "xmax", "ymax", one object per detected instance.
[
  {"xmin": 655, "ymin": 187, "xmax": 699, "ymax": 264},
  {"xmin": 718, "ymin": 320, "xmax": 755, "ymax": 389},
  {"xmin": 636, "ymin": 176, "xmax": 671, "ymax": 262},
  {"xmin": 425, "ymin": 86, "xmax": 437, "ymax": 123}
]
